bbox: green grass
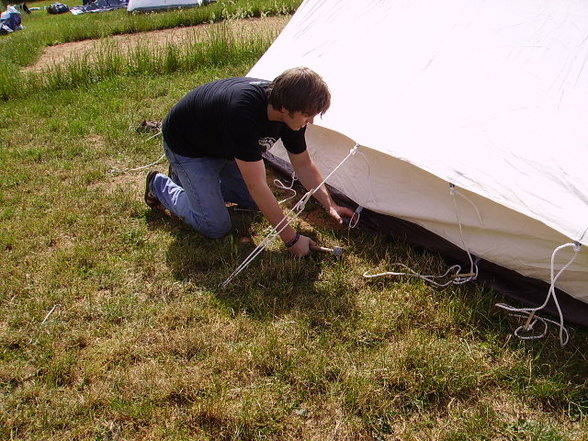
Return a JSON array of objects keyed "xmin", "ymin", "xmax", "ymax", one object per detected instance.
[
  {"xmin": 19, "ymin": 20, "xmax": 279, "ymax": 97},
  {"xmin": 1, "ymin": 2, "xmax": 588, "ymax": 440},
  {"xmin": 0, "ymin": 0, "xmax": 299, "ymax": 99}
]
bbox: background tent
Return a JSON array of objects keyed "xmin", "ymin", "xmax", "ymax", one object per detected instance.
[
  {"xmin": 127, "ymin": 0, "xmax": 214, "ymax": 13},
  {"xmin": 70, "ymin": 0, "xmax": 127, "ymax": 15},
  {"xmin": 248, "ymin": 0, "xmax": 588, "ymax": 327}
]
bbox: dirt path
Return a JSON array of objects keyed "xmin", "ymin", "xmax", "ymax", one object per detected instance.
[{"xmin": 24, "ymin": 16, "xmax": 290, "ymax": 73}]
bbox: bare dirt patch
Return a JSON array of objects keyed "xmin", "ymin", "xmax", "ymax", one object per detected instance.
[{"xmin": 24, "ymin": 16, "xmax": 290, "ymax": 73}]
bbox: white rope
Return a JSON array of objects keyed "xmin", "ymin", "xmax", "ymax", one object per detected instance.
[
  {"xmin": 273, "ymin": 170, "xmax": 298, "ymax": 204},
  {"xmin": 495, "ymin": 241, "xmax": 581, "ymax": 346},
  {"xmin": 348, "ymin": 206, "xmax": 363, "ymax": 229},
  {"xmin": 449, "ymin": 183, "xmax": 483, "ymax": 226},
  {"xmin": 220, "ymin": 194, "xmax": 310, "ymax": 288},
  {"xmin": 364, "ymin": 262, "xmax": 476, "ymax": 287},
  {"xmin": 448, "ymin": 183, "xmax": 480, "ymax": 282},
  {"xmin": 109, "ymin": 130, "xmax": 164, "ymax": 175},
  {"xmin": 363, "ymin": 182, "xmax": 479, "ymax": 287},
  {"xmin": 221, "ymin": 144, "xmax": 360, "ymax": 288},
  {"xmin": 40, "ymin": 304, "xmax": 61, "ymax": 326}
]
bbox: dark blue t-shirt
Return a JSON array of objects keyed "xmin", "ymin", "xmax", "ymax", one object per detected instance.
[{"xmin": 162, "ymin": 77, "xmax": 307, "ymax": 161}]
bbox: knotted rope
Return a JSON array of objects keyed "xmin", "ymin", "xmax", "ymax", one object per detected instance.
[{"xmin": 495, "ymin": 241, "xmax": 581, "ymax": 346}]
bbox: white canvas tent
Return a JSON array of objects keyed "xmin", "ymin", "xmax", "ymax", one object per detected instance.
[{"xmin": 249, "ymin": 0, "xmax": 588, "ymax": 326}]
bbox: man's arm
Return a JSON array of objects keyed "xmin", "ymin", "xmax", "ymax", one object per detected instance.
[
  {"xmin": 287, "ymin": 150, "xmax": 355, "ymax": 223},
  {"xmin": 235, "ymin": 158, "xmax": 315, "ymax": 256}
]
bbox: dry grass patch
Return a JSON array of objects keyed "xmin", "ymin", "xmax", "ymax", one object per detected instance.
[{"xmin": 23, "ymin": 16, "xmax": 290, "ymax": 73}]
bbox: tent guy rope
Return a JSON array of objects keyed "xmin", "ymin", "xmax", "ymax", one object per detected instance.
[
  {"xmin": 363, "ymin": 182, "xmax": 480, "ymax": 287},
  {"xmin": 495, "ymin": 241, "xmax": 581, "ymax": 346},
  {"xmin": 220, "ymin": 144, "xmax": 360, "ymax": 288},
  {"xmin": 109, "ymin": 130, "xmax": 164, "ymax": 176}
]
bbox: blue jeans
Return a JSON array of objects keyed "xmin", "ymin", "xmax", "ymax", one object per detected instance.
[{"xmin": 150, "ymin": 142, "xmax": 257, "ymax": 238}]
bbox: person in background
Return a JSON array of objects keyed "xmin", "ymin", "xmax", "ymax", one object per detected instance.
[{"xmin": 145, "ymin": 67, "xmax": 354, "ymax": 257}]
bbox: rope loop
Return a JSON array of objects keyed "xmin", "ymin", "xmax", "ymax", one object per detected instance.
[
  {"xmin": 495, "ymin": 241, "xmax": 580, "ymax": 346},
  {"xmin": 274, "ymin": 170, "xmax": 298, "ymax": 204}
]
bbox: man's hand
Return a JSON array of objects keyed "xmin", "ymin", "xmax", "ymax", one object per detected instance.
[
  {"xmin": 327, "ymin": 204, "xmax": 355, "ymax": 224},
  {"xmin": 288, "ymin": 151, "xmax": 355, "ymax": 226},
  {"xmin": 288, "ymin": 234, "xmax": 316, "ymax": 257}
]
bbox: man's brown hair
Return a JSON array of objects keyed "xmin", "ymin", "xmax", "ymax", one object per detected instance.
[{"xmin": 267, "ymin": 67, "xmax": 331, "ymax": 116}]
